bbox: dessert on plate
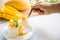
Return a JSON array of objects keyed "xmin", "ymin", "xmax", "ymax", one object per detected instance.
[{"xmin": 3, "ymin": 19, "xmax": 33, "ymax": 40}]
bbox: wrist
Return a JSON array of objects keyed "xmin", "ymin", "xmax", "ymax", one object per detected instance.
[{"xmin": 48, "ymin": 3, "xmax": 60, "ymax": 13}]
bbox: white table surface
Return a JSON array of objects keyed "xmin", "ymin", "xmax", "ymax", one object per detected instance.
[{"xmin": 0, "ymin": 14, "xmax": 60, "ymax": 40}]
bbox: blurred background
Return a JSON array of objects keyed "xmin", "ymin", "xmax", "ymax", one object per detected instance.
[{"xmin": 29, "ymin": 0, "xmax": 60, "ymax": 4}]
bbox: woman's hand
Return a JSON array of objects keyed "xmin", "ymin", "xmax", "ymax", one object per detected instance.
[{"xmin": 31, "ymin": 2, "xmax": 52, "ymax": 15}]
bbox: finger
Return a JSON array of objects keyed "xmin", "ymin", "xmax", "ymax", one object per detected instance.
[
  {"xmin": 32, "ymin": 8, "xmax": 44, "ymax": 15},
  {"xmin": 31, "ymin": 6, "xmax": 39, "ymax": 10},
  {"xmin": 33, "ymin": 10, "xmax": 36, "ymax": 13},
  {"xmin": 34, "ymin": 10, "xmax": 44, "ymax": 15}
]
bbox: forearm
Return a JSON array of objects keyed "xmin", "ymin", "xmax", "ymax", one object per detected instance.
[{"xmin": 49, "ymin": 3, "xmax": 60, "ymax": 13}]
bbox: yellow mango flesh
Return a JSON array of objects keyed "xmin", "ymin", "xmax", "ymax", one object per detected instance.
[
  {"xmin": 0, "ymin": 6, "xmax": 26, "ymax": 20},
  {"xmin": 5, "ymin": 1, "xmax": 30, "ymax": 10}
]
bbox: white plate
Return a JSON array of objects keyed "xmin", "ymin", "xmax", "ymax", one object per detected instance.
[{"xmin": 3, "ymin": 25, "xmax": 33, "ymax": 40}]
